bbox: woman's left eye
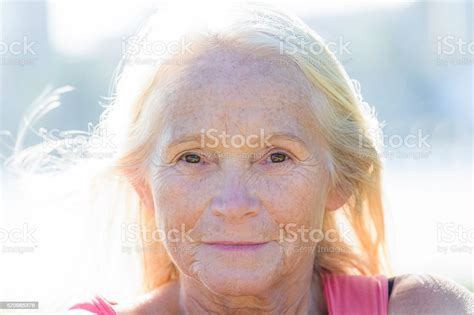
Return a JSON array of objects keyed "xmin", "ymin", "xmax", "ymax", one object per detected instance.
[{"xmin": 265, "ymin": 151, "xmax": 292, "ymax": 163}]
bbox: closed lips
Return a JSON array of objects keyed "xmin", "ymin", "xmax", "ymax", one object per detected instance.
[
  {"xmin": 204, "ymin": 241, "xmax": 270, "ymax": 250},
  {"xmin": 205, "ymin": 241, "xmax": 268, "ymax": 245}
]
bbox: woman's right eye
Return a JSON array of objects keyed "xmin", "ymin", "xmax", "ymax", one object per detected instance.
[{"xmin": 179, "ymin": 153, "xmax": 202, "ymax": 164}]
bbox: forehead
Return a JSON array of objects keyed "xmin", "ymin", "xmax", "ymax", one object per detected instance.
[{"xmin": 156, "ymin": 47, "xmax": 320, "ymax": 144}]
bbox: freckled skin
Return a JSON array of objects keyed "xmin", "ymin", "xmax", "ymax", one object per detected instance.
[{"xmin": 147, "ymin": 47, "xmax": 332, "ymax": 314}]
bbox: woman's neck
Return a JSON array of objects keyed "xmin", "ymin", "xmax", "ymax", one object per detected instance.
[{"xmin": 177, "ymin": 268, "xmax": 326, "ymax": 315}]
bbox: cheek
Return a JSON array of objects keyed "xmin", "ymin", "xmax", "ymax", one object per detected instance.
[
  {"xmin": 254, "ymin": 165, "xmax": 329, "ymax": 227},
  {"xmin": 151, "ymin": 168, "xmax": 212, "ymax": 231}
]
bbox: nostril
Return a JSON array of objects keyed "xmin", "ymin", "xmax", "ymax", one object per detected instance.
[{"xmin": 210, "ymin": 192, "xmax": 260, "ymax": 220}]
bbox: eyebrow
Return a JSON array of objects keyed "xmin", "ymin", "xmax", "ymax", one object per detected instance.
[
  {"xmin": 265, "ymin": 132, "xmax": 311, "ymax": 157},
  {"xmin": 163, "ymin": 131, "xmax": 310, "ymax": 155},
  {"xmin": 267, "ymin": 132, "xmax": 309, "ymax": 147},
  {"xmin": 164, "ymin": 134, "xmax": 202, "ymax": 151}
]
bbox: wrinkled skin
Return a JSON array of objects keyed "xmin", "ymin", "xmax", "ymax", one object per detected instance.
[{"xmin": 145, "ymin": 46, "xmax": 336, "ymax": 314}]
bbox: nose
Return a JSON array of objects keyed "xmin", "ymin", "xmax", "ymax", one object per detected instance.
[{"xmin": 210, "ymin": 172, "xmax": 260, "ymax": 222}]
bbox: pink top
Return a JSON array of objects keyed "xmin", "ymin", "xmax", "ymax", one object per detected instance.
[
  {"xmin": 68, "ymin": 274, "xmax": 389, "ymax": 314},
  {"xmin": 68, "ymin": 295, "xmax": 117, "ymax": 315},
  {"xmin": 321, "ymin": 273, "xmax": 389, "ymax": 315}
]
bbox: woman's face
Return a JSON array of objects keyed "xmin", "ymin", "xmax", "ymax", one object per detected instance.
[{"xmin": 149, "ymin": 47, "xmax": 332, "ymax": 295}]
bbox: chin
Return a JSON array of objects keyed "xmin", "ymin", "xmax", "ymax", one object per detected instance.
[
  {"xmin": 199, "ymin": 266, "xmax": 279, "ymax": 296},
  {"xmin": 192, "ymin": 244, "xmax": 284, "ymax": 295}
]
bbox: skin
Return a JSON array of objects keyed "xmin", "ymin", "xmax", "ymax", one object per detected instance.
[
  {"xmin": 66, "ymin": 274, "xmax": 474, "ymax": 315},
  {"xmin": 142, "ymin": 46, "xmax": 333, "ymax": 314},
  {"xmin": 130, "ymin": 48, "xmax": 329, "ymax": 314},
  {"xmin": 66, "ymin": 46, "xmax": 474, "ymax": 315}
]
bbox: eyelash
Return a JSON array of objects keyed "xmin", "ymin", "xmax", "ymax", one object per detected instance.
[
  {"xmin": 177, "ymin": 150, "xmax": 293, "ymax": 165},
  {"xmin": 178, "ymin": 152, "xmax": 207, "ymax": 164},
  {"xmin": 262, "ymin": 151, "xmax": 293, "ymax": 164}
]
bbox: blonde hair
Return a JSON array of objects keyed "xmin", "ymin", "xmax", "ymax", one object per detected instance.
[{"xmin": 7, "ymin": 1, "xmax": 390, "ymax": 295}]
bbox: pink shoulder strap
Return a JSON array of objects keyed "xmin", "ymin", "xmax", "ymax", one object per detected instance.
[
  {"xmin": 321, "ymin": 273, "xmax": 388, "ymax": 315},
  {"xmin": 68, "ymin": 295, "xmax": 117, "ymax": 315}
]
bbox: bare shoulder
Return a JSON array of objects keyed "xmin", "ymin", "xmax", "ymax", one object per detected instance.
[
  {"xmin": 388, "ymin": 273, "xmax": 473, "ymax": 315},
  {"xmin": 113, "ymin": 281, "xmax": 180, "ymax": 315}
]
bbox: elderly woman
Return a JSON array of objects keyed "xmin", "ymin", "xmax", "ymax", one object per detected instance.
[{"xmin": 62, "ymin": 2, "xmax": 472, "ymax": 315}]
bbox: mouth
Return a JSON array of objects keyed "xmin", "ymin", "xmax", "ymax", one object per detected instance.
[{"xmin": 204, "ymin": 241, "xmax": 270, "ymax": 251}]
